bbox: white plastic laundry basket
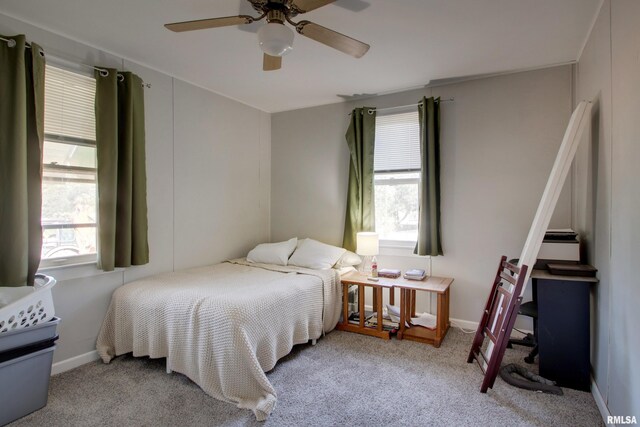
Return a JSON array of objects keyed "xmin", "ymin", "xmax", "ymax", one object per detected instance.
[{"xmin": 0, "ymin": 274, "xmax": 56, "ymax": 334}]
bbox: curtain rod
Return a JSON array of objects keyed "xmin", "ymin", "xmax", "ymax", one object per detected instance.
[
  {"xmin": 349, "ymin": 98, "xmax": 454, "ymax": 115},
  {"xmin": 0, "ymin": 36, "xmax": 151, "ymax": 88},
  {"xmin": 378, "ymin": 98, "xmax": 454, "ymax": 112}
]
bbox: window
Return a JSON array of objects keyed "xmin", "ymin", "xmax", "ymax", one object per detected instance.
[
  {"xmin": 374, "ymin": 110, "xmax": 420, "ymax": 245},
  {"xmin": 41, "ymin": 65, "xmax": 97, "ymax": 266}
]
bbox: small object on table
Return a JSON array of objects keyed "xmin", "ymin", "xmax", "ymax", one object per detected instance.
[
  {"xmin": 367, "ymin": 277, "xmax": 379, "ymax": 282},
  {"xmin": 546, "ymin": 263, "xmax": 597, "ymax": 277},
  {"xmin": 356, "ymin": 232, "xmax": 379, "ymax": 275},
  {"xmin": 378, "ymin": 268, "xmax": 401, "ymax": 278},
  {"xmin": 404, "ymin": 269, "xmax": 426, "ymax": 281}
]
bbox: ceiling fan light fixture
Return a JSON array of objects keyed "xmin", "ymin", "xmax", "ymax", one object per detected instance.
[{"xmin": 258, "ymin": 22, "xmax": 294, "ymax": 57}]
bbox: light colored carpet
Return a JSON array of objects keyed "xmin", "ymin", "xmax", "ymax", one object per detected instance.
[{"xmin": 10, "ymin": 329, "xmax": 604, "ymax": 426}]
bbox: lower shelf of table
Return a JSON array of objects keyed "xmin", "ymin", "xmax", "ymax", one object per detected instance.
[
  {"xmin": 335, "ymin": 322, "xmax": 391, "ymax": 340},
  {"xmin": 399, "ymin": 322, "xmax": 450, "ymax": 347}
]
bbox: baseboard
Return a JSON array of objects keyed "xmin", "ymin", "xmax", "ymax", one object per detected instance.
[
  {"xmin": 591, "ymin": 376, "xmax": 612, "ymax": 426},
  {"xmin": 51, "ymin": 350, "xmax": 100, "ymax": 375},
  {"xmin": 450, "ymin": 317, "xmax": 479, "ymax": 331}
]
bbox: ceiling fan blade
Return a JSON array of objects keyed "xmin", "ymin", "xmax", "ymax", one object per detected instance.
[
  {"xmin": 292, "ymin": 0, "xmax": 336, "ymax": 13},
  {"xmin": 165, "ymin": 15, "xmax": 254, "ymax": 32},
  {"xmin": 296, "ymin": 21, "xmax": 370, "ymax": 58},
  {"xmin": 263, "ymin": 54, "xmax": 282, "ymax": 71}
]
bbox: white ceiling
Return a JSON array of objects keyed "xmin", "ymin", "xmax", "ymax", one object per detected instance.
[{"xmin": 0, "ymin": 0, "xmax": 601, "ymax": 113}]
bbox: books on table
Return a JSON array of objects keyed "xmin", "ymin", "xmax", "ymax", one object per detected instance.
[{"xmin": 378, "ymin": 268, "xmax": 401, "ymax": 278}]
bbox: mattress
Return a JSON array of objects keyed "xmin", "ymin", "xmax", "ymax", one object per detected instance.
[{"xmin": 96, "ymin": 258, "xmax": 341, "ymax": 420}]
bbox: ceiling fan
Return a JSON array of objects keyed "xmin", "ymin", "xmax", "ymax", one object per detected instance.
[{"xmin": 165, "ymin": 0, "xmax": 370, "ymax": 71}]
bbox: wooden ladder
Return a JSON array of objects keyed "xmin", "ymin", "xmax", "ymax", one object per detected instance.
[{"xmin": 467, "ymin": 255, "xmax": 529, "ymax": 392}]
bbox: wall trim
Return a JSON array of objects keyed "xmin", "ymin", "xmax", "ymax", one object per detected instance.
[
  {"xmin": 450, "ymin": 317, "xmax": 479, "ymax": 331},
  {"xmin": 51, "ymin": 350, "xmax": 100, "ymax": 376},
  {"xmin": 591, "ymin": 376, "xmax": 613, "ymax": 426}
]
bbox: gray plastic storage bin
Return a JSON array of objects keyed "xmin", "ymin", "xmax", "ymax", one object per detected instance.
[
  {"xmin": 0, "ymin": 317, "xmax": 60, "ymax": 352},
  {"xmin": 0, "ymin": 345, "xmax": 56, "ymax": 425},
  {"xmin": 0, "ymin": 317, "xmax": 59, "ymax": 426}
]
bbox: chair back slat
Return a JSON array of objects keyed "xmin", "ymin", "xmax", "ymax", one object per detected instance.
[{"xmin": 500, "ymin": 271, "xmax": 517, "ymax": 285}]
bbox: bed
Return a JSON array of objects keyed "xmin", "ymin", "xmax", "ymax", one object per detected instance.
[{"xmin": 96, "ymin": 258, "xmax": 343, "ymax": 420}]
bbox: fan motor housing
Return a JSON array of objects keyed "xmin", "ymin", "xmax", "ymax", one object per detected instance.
[
  {"xmin": 251, "ymin": 0, "xmax": 299, "ymax": 18},
  {"xmin": 267, "ymin": 10, "xmax": 286, "ymax": 24}
]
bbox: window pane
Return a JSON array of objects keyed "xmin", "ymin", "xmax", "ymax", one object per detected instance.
[
  {"xmin": 374, "ymin": 172, "xmax": 419, "ymax": 242},
  {"xmin": 374, "ymin": 111, "xmax": 421, "ymax": 172},
  {"xmin": 43, "ymin": 141, "xmax": 96, "ymax": 169},
  {"xmin": 41, "ymin": 65, "xmax": 97, "ymax": 264},
  {"xmin": 44, "ymin": 66, "xmax": 96, "ymax": 141},
  {"xmin": 41, "ymin": 171, "xmax": 97, "ymax": 259}
]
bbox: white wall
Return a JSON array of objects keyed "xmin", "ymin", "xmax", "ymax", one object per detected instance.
[
  {"xmin": 271, "ymin": 102, "xmax": 352, "ymax": 246},
  {"xmin": 609, "ymin": 1, "xmax": 640, "ymax": 417},
  {"xmin": 0, "ymin": 13, "xmax": 271, "ymax": 365},
  {"xmin": 573, "ymin": 0, "xmax": 612, "ymax": 409},
  {"xmin": 271, "ymin": 66, "xmax": 573, "ymax": 323},
  {"xmin": 574, "ymin": 0, "xmax": 640, "ymax": 419},
  {"xmin": 173, "ymin": 80, "xmax": 270, "ymax": 269}
]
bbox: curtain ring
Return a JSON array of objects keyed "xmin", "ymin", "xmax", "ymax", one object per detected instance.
[
  {"xmin": 38, "ymin": 48, "xmax": 45, "ymax": 58},
  {"xmin": 7, "ymin": 38, "xmax": 16, "ymax": 48},
  {"xmin": 99, "ymin": 69, "xmax": 109, "ymax": 77},
  {"xmin": 367, "ymin": 109, "xmax": 375, "ymax": 115},
  {"xmin": 117, "ymin": 73, "xmax": 125, "ymax": 82}
]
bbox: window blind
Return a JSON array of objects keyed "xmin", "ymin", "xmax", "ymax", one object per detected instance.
[
  {"xmin": 374, "ymin": 110, "xmax": 420, "ymax": 172},
  {"xmin": 44, "ymin": 66, "xmax": 96, "ymax": 142}
]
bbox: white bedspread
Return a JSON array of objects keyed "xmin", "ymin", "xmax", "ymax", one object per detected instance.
[{"xmin": 96, "ymin": 259, "xmax": 342, "ymax": 420}]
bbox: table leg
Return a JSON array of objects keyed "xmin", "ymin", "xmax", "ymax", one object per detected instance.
[
  {"xmin": 342, "ymin": 283, "xmax": 349, "ymax": 326},
  {"xmin": 435, "ymin": 289, "xmax": 449, "ymax": 348},
  {"xmin": 372, "ymin": 286, "xmax": 378, "ymax": 311},
  {"xmin": 436, "ymin": 293, "xmax": 443, "ymax": 341},
  {"xmin": 376, "ymin": 287, "xmax": 383, "ymax": 332},
  {"xmin": 411, "ymin": 289, "xmax": 417, "ymax": 318},
  {"xmin": 358, "ymin": 284, "xmax": 365, "ymax": 328},
  {"xmin": 398, "ymin": 289, "xmax": 406, "ymax": 340},
  {"xmin": 445, "ymin": 288, "xmax": 450, "ymax": 327},
  {"xmin": 389, "ymin": 287, "xmax": 395, "ymax": 306}
]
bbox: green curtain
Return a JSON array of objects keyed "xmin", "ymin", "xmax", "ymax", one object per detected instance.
[
  {"xmin": 95, "ymin": 69, "xmax": 149, "ymax": 271},
  {"xmin": 342, "ymin": 107, "xmax": 376, "ymax": 252},
  {"xmin": 414, "ymin": 97, "xmax": 443, "ymax": 256},
  {"xmin": 0, "ymin": 35, "xmax": 45, "ymax": 286}
]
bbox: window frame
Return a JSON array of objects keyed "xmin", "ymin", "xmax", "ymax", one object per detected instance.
[
  {"xmin": 39, "ymin": 64, "xmax": 98, "ymax": 269},
  {"xmin": 374, "ymin": 171, "xmax": 421, "ymax": 249},
  {"xmin": 373, "ymin": 109, "xmax": 422, "ymax": 248}
]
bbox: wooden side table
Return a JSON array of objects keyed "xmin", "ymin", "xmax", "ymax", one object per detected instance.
[
  {"xmin": 396, "ymin": 276, "xmax": 453, "ymax": 348},
  {"xmin": 336, "ymin": 271, "xmax": 396, "ymax": 340}
]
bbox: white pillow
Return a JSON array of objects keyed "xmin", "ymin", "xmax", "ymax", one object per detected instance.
[
  {"xmin": 334, "ymin": 250, "xmax": 362, "ymax": 268},
  {"xmin": 288, "ymin": 239, "xmax": 347, "ymax": 270},
  {"xmin": 247, "ymin": 237, "xmax": 297, "ymax": 266}
]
